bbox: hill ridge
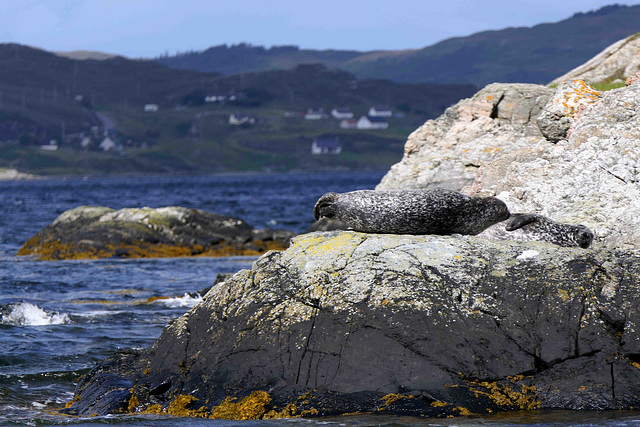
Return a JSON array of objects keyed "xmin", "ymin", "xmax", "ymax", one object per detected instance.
[{"xmin": 156, "ymin": 4, "xmax": 640, "ymax": 86}]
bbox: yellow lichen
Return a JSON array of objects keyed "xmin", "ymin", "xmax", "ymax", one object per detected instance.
[
  {"xmin": 17, "ymin": 238, "xmax": 286, "ymax": 261},
  {"xmin": 166, "ymin": 395, "xmax": 210, "ymax": 418},
  {"xmin": 454, "ymin": 406, "xmax": 475, "ymax": 416},
  {"xmin": 430, "ymin": 400, "xmax": 449, "ymax": 407},
  {"xmin": 467, "ymin": 379, "xmax": 541, "ymax": 410},
  {"xmin": 379, "ymin": 393, "xmax": 415, "ymax": 410},
  {"xmin": 558, "ymin": 289, "xmax": 570, "ymax": 302},
  {"xmin": 127, "ymin": 395, "xmax": 140, "ymax": 413},
  {"xmin": 263, "ymin": 403, "xmax": 298, "ymax": 419},
  {"xmin": 210, "ymin": 391, "xmax": 272, "ymax": 420}
]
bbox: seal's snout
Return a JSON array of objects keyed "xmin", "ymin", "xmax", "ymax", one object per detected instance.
[
  {"xmin": 314, "ymin": 192, "xmax": 339, "ymax": 221},
  {"xmin": 577, "ymin": 226, "xmax": 594, "ymax": 249}
]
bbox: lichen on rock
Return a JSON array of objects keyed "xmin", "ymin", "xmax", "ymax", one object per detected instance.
[
  {"xmin": 18, "ymin": 206, "xmax": 295, "ymax": 260},
  {"xmin": 62, "ymin": 231, "xmax": 640, "ymax": 418},
  {"xmin": 376, "ymin": 83, "xmax": 554, "ymax": 191}
]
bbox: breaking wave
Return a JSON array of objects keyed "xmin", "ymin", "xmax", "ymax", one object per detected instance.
[
  {"xmin": 1, "ymin": 302, "xmax": 71, "ymax": 326},
  {"xmin": 149, "ymin": 293, "xmax": 203, "ymax": 308}
]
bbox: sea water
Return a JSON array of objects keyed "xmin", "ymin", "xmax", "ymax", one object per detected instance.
[{"xmin": 1, "ymin": 172, "xmax": 639, "ymax": 426}]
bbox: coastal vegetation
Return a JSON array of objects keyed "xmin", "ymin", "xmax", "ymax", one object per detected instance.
[{"xmin": 0, "ymin": 45, "xmax": 474, "ymax": 175}]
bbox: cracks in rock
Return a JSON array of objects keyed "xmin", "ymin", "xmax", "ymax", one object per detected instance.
[
  {"xmin": 490, "ymin": 93, "xmax": 506, "ymax": 119},
  {"xmin": 599, "ymin": 166, "xmax": 627, "ymax": 184},
  {"xmin": 610, "ymin": 362, "xmax": 617, "ymax": 404},
  {"xmin": 574, "ymin": 294, "xmax": 588, "ymax": 358},
  {"xmin": 295, "ymin": 304, "xmax": 319, "ymax": 387}
]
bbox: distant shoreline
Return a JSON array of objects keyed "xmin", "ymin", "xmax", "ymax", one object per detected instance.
[
  {"xmin": 0, "ymin": 168, "xmax": 388, "ymax": 182},
  {"xmin": 0, "ymin": 168, "xmax": 41, "ymax": 181}
]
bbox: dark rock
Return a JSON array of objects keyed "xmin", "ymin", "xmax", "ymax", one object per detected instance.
[
  {"xmin": 306, "ymin": 217, "xmax": 349, "ymax": 232},
  {"xmin": 63, "ymin": 232, "xmax": 640, "ymax": 419},
  {"xmin": 17, "ymin": 206, "xmax": 295, "ymax": 260}
]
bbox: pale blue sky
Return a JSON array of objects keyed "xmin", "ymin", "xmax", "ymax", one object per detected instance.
[{"xmin": 1, "ymin": 0, "xmax": 638, "ymax": 58}]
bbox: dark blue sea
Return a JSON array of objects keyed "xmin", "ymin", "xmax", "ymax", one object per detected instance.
[{"xmin": 1, "ymin": 172, "xmax": 640, "ymax": 427}]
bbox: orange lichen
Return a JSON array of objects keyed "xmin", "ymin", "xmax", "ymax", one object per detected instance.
[{"xmin": 17, "ymin": 237, "xmax": 288, "ymax": 261}]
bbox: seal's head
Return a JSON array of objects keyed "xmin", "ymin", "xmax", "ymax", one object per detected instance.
[
  {"xmin": 575, "ymin": 225, "xmax": 594, "ymax": 249},
  {"xmin": 483, "ymin": 197, "xmax": 511, "ymax": 222},
  {"xmin": 314, "ymin": 192, "xmax": 339, "ymax": 221},
  {"xmin": 463, "ymin": 196, "xmax": 510, "ymax": 234}
]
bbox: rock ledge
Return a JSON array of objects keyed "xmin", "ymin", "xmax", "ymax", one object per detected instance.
[{"xmin": 63, "ymin": 231, "xmax": 640, "ymax": 418}]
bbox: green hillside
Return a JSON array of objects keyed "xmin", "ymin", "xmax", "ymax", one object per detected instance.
[{"xmin": 0, "ymin": 45, "xmax": 475, "ymax": 175}]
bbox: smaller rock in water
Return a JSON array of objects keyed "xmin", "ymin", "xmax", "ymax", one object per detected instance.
[{"xmin": 478, "ymin": 213, "xmax": 594, "ymax": 248}]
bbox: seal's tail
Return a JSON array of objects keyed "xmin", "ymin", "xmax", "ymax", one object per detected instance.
[{"xmin": 314, "ymin": 192, "xmax": 338, "ymax": 221}]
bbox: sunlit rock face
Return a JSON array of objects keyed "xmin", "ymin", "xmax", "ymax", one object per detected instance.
[
  {"xmin": 376, "ymin": 83, "xmax": 554, "ymax": 191},
  {"xmin": 379, "ymin": 78, "xmax": 640, "ymax": 250}
]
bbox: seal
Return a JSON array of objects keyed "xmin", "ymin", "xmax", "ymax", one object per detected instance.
[
  {"xmin": 477, "ymin": 213, "xmax": 594, "ymax": 248},
  {"xmin": 313, "ymin": 188, "xmax": 510, "ymax": 235}
]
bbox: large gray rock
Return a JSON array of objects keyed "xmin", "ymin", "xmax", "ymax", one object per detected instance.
[
  {"xmin": 64, "ymin": 232, "xmax": 640, "ymax": 418},
  {"xmin": 376, "ymin": 83, "xmax": 553, "ymax": 191},
  {"xmin": 468, "ymin": 82, "xmax": 640, "ymax": 250},
  {"xmin": 550, "ymin": 33, "xmax": 640, "ymax": 86}
]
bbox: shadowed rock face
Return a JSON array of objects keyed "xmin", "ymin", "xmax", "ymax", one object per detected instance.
[
  {"xmin": 18, "ymin": 206, "xmax": 294, "ymax": 260},
  {"xmin": 63, "ymin": 232, "xmax": 640, "ymax": 419}
]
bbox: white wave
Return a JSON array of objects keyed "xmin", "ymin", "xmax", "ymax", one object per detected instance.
[
  {"xmin": 1, "ymin": 302, "xmax": 71, "ymax": 326},
  {"xmin": 73, "ymin": 309, "xmax": 126, "ymax": 318},
  {"xmin": 151, "ymin": 293, "xmax": 203, "ymax": 308}
]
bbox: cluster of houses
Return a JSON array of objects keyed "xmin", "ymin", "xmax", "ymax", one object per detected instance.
[
  {"xmin": 286, "ymin": 106, "xmax": 393, "ymax": 130},
  {"xmin": 40, "ymin": 132, "xmax": 120, "ymax": 153},
  {"xmin": 39, "ymin": 126, "xmax": 152, "ymax": 154}
]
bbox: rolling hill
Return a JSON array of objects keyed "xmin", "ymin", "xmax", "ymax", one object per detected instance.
[
  {"xmin": 156, "ymin": 4, "xmax": 640, "ymax": 86},
  {"xmin": 0, "ymin": 44, "xmax": 475, "ymax": 175}
]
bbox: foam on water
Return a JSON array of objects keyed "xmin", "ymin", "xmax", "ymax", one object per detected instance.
[
  {"xmin": 151, "ymin": 293, "xmax": 203, "ymax": 308},
  {"xmin": 0, "ymin": 302, "xmax": 71, "ymax": 326}
]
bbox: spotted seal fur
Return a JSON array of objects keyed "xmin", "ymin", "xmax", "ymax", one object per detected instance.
[
  {"xmin": 478, "ymin": 213, "xmax": 594, "ymax": 248},
  {"xmin": 313, "ymin": 188, "xmax": 510, "ymax": 235}
]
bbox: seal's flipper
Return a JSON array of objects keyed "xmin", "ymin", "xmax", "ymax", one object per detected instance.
[
  {"xmin": 313, "ymin": 193, "xmax": 338, "ymax": 220},
  {"xmin": 505, "ymin": 213, "xmax": 539, "ymax": 231}
]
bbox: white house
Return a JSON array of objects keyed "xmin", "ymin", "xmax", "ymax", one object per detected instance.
[
  {"xmin": 205, "ymin": 95, "xmax": 226, "ymax": 103},
  {"xmin": 99, "ymin": 136, "xmax": 117, "ymax": 152},
  {"xmin": 368, "ymin": 106, "xmax": 392, "ymax": 117},
  {"xmin": 40, "ymin": 140, "xmax": 59, "ymax": 151},
  {"xmin": 356, "ymin": 116, "xmax": 389, "ymax": 130},
  {"xmin": 330, "ymin": 108, "xmax": 353, "ymax": 119},
  {"xmin": 144, "ymin": 104, "xmax": 159, "ymax": 112},
  {"xmin": 311, "ymin": 137, "xmax": 341, "ymax": 155},
  {"xmin": 305, "ymin": 108, "xmax": 328, "ymax": 120},
  {"xmin": 229, "ymin": 113, "xmax": 256, "ymax": 126}
]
